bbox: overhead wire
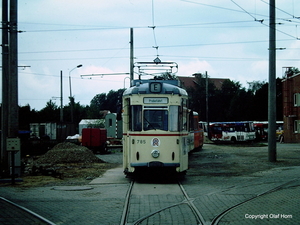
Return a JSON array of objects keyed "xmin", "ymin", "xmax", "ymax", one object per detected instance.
[
  {"xmin": 149, "ymin": 0, "xmax": 159, "ymax": 58},
  {"xmin": 19, "ymin": 38, "xmax": 296, "ymax": 62},
  {"xmin": 230, "ymin": 0, "xmax": 257, "ymax": 21},
  {"xmin": 21, "ymin": 20, "xmax": 265, "ymax": 33},
  {"xmin": 161, "ymin": 54, "xmax": 300, "ymax": 62},
  {"xmin": 180, "ymin": 0, "xmax": 245, "ymax": 14},
  {"xmin": 180, "ymin": 0, "xmax": 299, "ymax": 40},
  {"xmin": 230, "ymin": 0, "xmax": 299, "ymax": 40},
  {"xmin": 19, "ymin": 39, "xmax": 297, "ymax": 63},
  {"xmin": 99, "ymin": 42, "xmax": 130, "ymax": 68},
  {"xmin": 18, "ymin": 1, "xmax": 300, "ymax": 62},
  {"xmin": 260, "ymin": 0, "xmax": 300, "ymax": 20},
  {"xmin": 260, "ymin": 0, "xmax": 300, "ymax": 39}
]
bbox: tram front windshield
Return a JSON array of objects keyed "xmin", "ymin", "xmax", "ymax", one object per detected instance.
[
  {"xmin": 144, "ymin": 110, "xmax": 168, "ymax": 131},
  {"xmin": 131, "ymin": 105, "xmax": 180, "ymax": 131}
]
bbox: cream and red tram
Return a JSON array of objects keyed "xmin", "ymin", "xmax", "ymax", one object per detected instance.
[{"xmin": 122, "ymin": 79, "xmax": 195, "ymax": 175}]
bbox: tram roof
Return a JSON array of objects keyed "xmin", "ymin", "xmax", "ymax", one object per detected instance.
[{"xmin": 123, "ymin": 79, "xmax": 188, "ymax": 96}]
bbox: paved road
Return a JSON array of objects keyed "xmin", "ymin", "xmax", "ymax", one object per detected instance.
[{"xmin": 0, "ymin": 143, "xmax": 299, "ymax": 224}]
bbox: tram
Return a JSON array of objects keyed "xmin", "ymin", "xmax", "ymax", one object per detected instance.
[{"xmin": 122, "ymin": 78, "xmax": 203, "ymax": 175}]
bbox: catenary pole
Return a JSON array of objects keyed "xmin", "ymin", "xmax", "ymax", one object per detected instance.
[
  {"xmin": 1, "ymin": 0, "xmax": 9, "ymax": 175},
  {"xmin": 130, "ymin": 28, "xmax": 134, "ymax": 86},
  {"xmin": 268, "ymin": 0, "xmax": 276, "ymax": 162},
  {"xmin": 60, "ymin": 70, "xmax": 63, "ymax": 123},
  {"xmin": 9, "ymin": 0, "xmax": 19, "ymax": 139},
  {"xmin": 205, "ymin": 71, "xmax": 210, "ymax": 139}
]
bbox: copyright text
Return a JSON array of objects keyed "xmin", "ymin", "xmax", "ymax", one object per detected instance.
[{"xmin": 245, "ymin": 214, "xmax": 293, "ymax": 220}]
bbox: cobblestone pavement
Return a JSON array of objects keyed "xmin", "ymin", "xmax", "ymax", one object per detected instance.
[
  {"xmin": 125, "ymin": 182, "xmax": 200, "ymax": 225},
  {"xmin": 0, "ymin": 143, "xmax": 300, "ymax": 225},
  {"xmin": 182, "ymin": 168, "xmax": 300, "ymax": 224},
  {"xmin": 0, "ymin": 197, "xmax": 52, "ymax": 225},
  {"xmin": 0, "ymin": 183, "xmax": 130, "ymax": 225}
]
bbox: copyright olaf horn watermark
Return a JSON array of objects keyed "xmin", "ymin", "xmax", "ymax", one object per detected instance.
[{"xmin": 245, "ymin": 214, "xmax": 293, "ymax": 220}]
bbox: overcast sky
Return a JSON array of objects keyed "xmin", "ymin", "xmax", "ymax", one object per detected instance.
[{"xmin": 2, "ymin": 0, "xmax": 300, "ymax": 110}]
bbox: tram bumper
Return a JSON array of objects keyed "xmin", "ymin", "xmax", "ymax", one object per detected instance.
[{"xmin": 131, "ymin": 162, "xmax": 180, "ymax": 168}]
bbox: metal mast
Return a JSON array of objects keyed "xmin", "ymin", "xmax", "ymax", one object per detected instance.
[{"xmin": 268, "ymin": 0, "xmax": 276, "ymax": 162}]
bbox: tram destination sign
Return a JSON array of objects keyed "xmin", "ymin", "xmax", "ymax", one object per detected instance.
[{"xmin": 144, "ymin": 97, "xmax": 168, "ymax": 104}]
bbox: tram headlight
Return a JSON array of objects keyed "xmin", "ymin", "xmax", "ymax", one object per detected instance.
[{"xmin": 151, "ymin": 149, "xmax": 160, "ymax": 158}]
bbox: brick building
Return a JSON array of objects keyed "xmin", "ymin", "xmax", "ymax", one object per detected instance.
[
  {"xmin": 178, "ymin": 76, "xmax": 228, "ymax": 90},
  {"xmin": 282, "ymin": 72, "xmax": 300, "ymax": 143}
]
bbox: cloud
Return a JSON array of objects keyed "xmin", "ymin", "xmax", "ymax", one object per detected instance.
[
  {"xmin": 178, "ymin": 59, "xmax": 215, "ymax": 76},
  {"xmin": 12, "ymin": 0, "xmax": 300, "ymax": 110}
]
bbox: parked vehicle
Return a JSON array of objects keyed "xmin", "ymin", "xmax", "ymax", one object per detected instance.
[
  {"xmin": 209, "ymin": 121, "xmax": 256, "ymax": 143},
  {"xmin": 122, "ymin": 79, "xmax": 203, "ymax": 175},
  {"xmin": 81, "ymin": 128, "xmax": 107, "ymax": 153}
]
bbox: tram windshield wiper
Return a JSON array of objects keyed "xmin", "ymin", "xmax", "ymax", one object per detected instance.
[{"xmin": 144, "ymin": 116, "xmax": 156, "ymax": 131}]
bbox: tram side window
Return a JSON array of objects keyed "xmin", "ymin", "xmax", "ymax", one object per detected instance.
[
  {"xmin": 169, "ymin": 106, "xmax": 179, "ymax": 131},
  {"xmin": 131, "ymin": 105, "xmax": 142, "ymax": 131},
  {"xmin": 180, "ymin": 99, "xmax": 188, "ymax": 131}
]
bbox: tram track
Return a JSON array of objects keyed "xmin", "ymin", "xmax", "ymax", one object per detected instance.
[
  {"xmin": 120, "ymin": 178, "xmax": 299, "ymax": 225},
  {"xmin": 120, "ymin": 180, "xmax": 207, "ymax": 225},
  {"xmin": 210, "ymin": 178, "xmax": 299, "ymax": 225},
  {"xmin": 0, "ymin": 197, "xmax": 56, "ymax": 225}
]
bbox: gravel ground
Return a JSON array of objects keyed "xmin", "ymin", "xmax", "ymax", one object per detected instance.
[
  {"xmin": 188, "ymin": 142, "xmax": 300, "ymax": 180},
  {"xmin": 3, "ymin": 142, "xmax": 299, "ymax": 187}
]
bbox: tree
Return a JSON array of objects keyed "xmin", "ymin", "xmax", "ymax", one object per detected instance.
[
  {"xmin": 216, "ymin": 80, "xmax": 242, "ymax": 121},
  {"xmin": 285, "ymin": 67, "xmax": 300, "ymax": 77},
  {"xmin": 19, "ymin": 104, "xmax": 39, "ymax": 130},
  {"xmin": 38, "ymin": 100, "xmax": 60, "ymax": 122},
  {"xmin": 187, "ymin": 73, "xmax": 216, "ymax": 121},
  {"xmin": 106, "ymin": 89, "xmax": 125, "ymax": 112},
  {"xmin": 90, "ymin": 93, "xmax": 107, "ymax": 118},
  {"xmin": 226, "ymin": 87, "xmax": 254, "ymax": 121},
  {"xmin": 89, "ymin": 89, "xmax": 125, "ymax": 118},
  {"xmin": 247, "ymin": 80, "xmax": 266, "ymax": 94}
]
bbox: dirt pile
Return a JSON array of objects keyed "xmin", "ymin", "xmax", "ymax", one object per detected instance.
[
  {"xmin": 34, "ymin": 142, "xmax": 105, "ymax": 165},
  {"xmin": 16, "ymin": 143, "xmax": 115, "ymax": 187}
]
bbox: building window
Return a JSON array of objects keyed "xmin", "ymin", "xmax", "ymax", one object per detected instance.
[
  {"xmin": 294, "ymin": 93, "xmax": 300, "ymax": 107},
  {"xmin": 294, "ymin": 120, "xmax": 299, "ymax": 133}
]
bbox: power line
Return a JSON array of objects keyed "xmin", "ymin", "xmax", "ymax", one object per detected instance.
[
  {"xmin": 149, "ymin": 0, "xmax": 159, "ymax": 58},
  {"xmin": 161, "ymin": 54, "xmax": 300, "ymax": 62},
  {"xmin": 18, "ymin": 47, "xmax": 133, "ymax": 54},
  {"xmin": 229, "ymin": 0, "xmax": 299, "ymax": 40},
  {"xmin": 20, "ymin": 20, "xmax": 262, "ymax": 32},
  {"xmin": 21, "ymin": 25, "xmax": 135, "ymax": 33},
  {"xmin": 181, "ymin": 0, "xmax": 299, "ymax": 40},
  {"xmin": 230, "ymin": 0, "xmax": 258, "ymax": 21},
  {"xmin": 180, "ymin": 0, "xmax": 245, "ymax": 14},
  {"xmin": 18, "ymin": 56, "xmax": 130, "ymax": 62},
  {"xmin": 18, "ymin": 38, "xmax": 295, "ymax": 63},
  {"xmin": 260, "ymin": 0, "xmax": 300, "ymax": 20}
]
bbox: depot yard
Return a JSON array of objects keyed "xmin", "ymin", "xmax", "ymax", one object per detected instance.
[
  {"xmin": 188, "ymin": 142, "xmax": 300, "ymax": 180},
  {"xmin": 2, "ymin": 142, "xmax": 299, "ymax": 187}
]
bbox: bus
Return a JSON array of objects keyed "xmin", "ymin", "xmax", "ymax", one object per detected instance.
[
  {"xmin": 209, "ymin": 121, "xmax": 256, "ymax": 143},
  {"xmin": 253, "ymin": 121, "xmax": 284, "ymax": 141}
]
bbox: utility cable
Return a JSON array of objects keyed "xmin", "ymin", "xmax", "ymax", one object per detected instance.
[
  {"xmin": 260, "ymin": 0, "xmax": 300, "ymax": 20},
  {"xmin": 230, "ymin": 0, "xmax": 299, "ymax": 40},
  {"xmin": 230, "ymin": 0, "xmax": 264, "ymax": 23},
  {"xmin": 149, "ymin": 0, "xmax": 159, "ymax": 59}
]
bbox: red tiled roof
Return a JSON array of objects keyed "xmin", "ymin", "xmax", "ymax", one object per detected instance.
[{"xmin": 178, "ymin": 76, "xmax": 229, "ymax": 90}]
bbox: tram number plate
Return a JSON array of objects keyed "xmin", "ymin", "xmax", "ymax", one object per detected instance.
[
  {"xmin": 149, "ymin": 161, "xmax": 163, "ymax": 167},
  {"xmin": 137, "ymin": 140, "xmax": 146, "ymax": 144}
]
